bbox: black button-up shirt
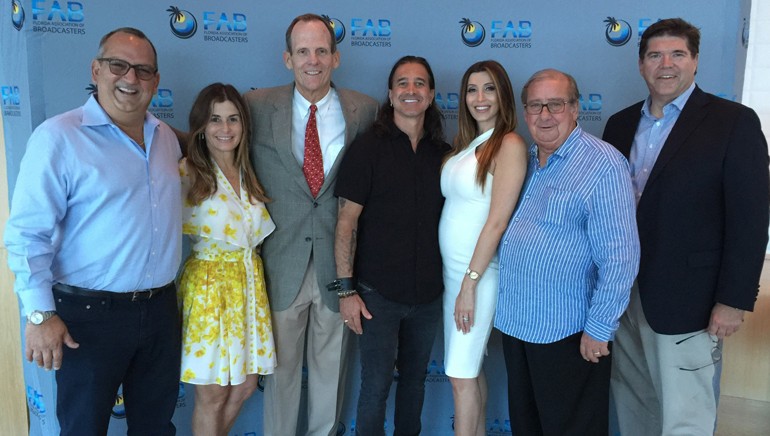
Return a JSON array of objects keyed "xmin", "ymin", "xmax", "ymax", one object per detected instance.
[{"xmin": 335, "ymin": 121, "xmax": 450, "ymax": 305}]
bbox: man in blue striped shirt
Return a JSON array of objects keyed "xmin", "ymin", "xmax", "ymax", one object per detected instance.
[{"xmin": 495, "ymin": 69, "xmax": 640, "ymax": 435}]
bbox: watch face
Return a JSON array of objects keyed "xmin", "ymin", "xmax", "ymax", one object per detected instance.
[
  {"xmin": 469, "ymin": 271, "xmax": 480, "ymax": 280},
  {"xmin": 30, "ymin": 311, "xmax": 44, "ymax": 324}
]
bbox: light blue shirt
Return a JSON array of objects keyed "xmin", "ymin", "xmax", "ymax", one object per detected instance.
[
  {"xmin": 495, "ymin": 125, "xmax": 640, "ymax": 343},
  {"xmin": 4, "ymin": 95, "xmax": 182, "ymax": 315},
  {"xmin": 629, "ymin": 82, "xmax": 695, "ymax": 201}
]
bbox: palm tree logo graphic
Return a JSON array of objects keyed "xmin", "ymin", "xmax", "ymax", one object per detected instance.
[
  {"xmin": 460, "ymin": 18, "xmax": 485, "ymax": 47},
  {"xmin": 12, "ymin": 0, "xmax": 25, "ymax": 31},
  {"xmin": 322, "ymin": 15, "xmax": 346, "ymax": 44},
  {"xmin": 604, "ymin": 17, "xmax": 632, "ymax": 47},
  {"xmin": 167, "ymin": 6, "xmax": 197, "ymax": 39}
]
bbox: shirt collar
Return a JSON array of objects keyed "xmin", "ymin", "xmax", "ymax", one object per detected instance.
[
  {"xmin": 530, "ymin": 123, "xmax": 583, "ymax": 161},
  {"xmin": 640, "ymin": 82, "xmax": 696, "ymax": 119},
  {"xmin": 81, "ymin": 94, "xmax": 158, "ymax": 130},
  {"xmin": 293, "ymin": 86, "xmax": 336, "ymax": 120}
]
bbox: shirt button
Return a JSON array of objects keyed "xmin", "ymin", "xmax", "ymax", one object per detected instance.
[
  {"xmin": 305, "ymin": 237, "xmax": 311, "ymax": 242},
  {"xmin": 313, "ymin": 202, "xmax": 318, "ymax": 208},
  {"xmin": 514, "ymin": 217, "xmax": 520, "ymax": 222}
]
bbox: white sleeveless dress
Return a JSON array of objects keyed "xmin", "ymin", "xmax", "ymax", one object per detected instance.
[{"xmin": 439, "ymin": 128, "xmax": 498, "ymax": 378}]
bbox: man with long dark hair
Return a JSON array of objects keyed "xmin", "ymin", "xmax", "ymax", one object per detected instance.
[{"xmin": 334, "ymin": 55, "xmax": 450, "ymax": 435}]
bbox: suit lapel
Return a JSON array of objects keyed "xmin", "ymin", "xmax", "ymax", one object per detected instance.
[
  {"xmin": 272, "ymin": 85, "xmax": 313, "ymax": 197},
  {"xmin": 615, "ymin": 103, "xmax": 643, "ymax": 159},
  {"xmin": 646, "ymin": 86, "xmax": 709, "ymax": 188}
]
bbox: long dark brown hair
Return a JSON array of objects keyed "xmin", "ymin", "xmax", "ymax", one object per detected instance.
[
  {"xmin": 373, "ymin": 55, "xmax": 445, "ymax": 142},
  {"xmin": 185, "ymin": 83, "xmax": 269, "ymax": 205},
  {"xmin": 452, "ymin": 60, "xmax": 517, "ymax": 191}
]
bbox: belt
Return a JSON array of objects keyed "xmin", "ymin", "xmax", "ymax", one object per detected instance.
[{"xmin": 53, "ymin": 282, "xmax": 173, "ymax": 302}]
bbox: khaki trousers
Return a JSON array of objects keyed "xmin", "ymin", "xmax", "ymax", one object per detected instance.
[
  {"xmin": 611, "ymin": 284, "xmax": 721, "ymax": 436},
  {"xmin": 263, "ymin": 259, "xmax": 350, "ymax": 436}
]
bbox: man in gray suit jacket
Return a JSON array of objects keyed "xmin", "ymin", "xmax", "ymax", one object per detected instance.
[{"xmin": 244, "ymin": 13, "xmax": 377, "ymax": 436}]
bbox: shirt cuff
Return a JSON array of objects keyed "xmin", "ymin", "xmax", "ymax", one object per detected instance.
[
  {"xmin": 18, "ymin": 288, "xmax": 56, "ymax": 317},
  {"xmin": 583, "ymin": 317, "xmax": 617, "ymax": 342}
]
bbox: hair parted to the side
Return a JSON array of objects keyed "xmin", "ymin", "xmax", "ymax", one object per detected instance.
[
  {"xmin": 373, "ymin": 55, "xmax": 445, "ymax": 142},
  {"xmin": 285, "ymin": 13, "xmax": 337, "ymax": 54},
  {"xmin": 452, "ymin": 60, "xmax": 518, "ymax": 191},
  {"xmin": 186, "ymin": 83, "xmax": 269, "ymax": 205},
  {"xmin": 639, "ymin": 18, "xmax": 700, "ymax": 60}
]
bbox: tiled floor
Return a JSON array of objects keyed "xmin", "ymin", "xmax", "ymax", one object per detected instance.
[{"xmin": 716, "ymin": 395, "xmax": 770, "ymax": 435}]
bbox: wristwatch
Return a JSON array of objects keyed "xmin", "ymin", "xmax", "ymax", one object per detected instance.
[
  {"xmin": 465, "ymin": 268, "xmax": 481, "ymax": 281},
  {"xmin": 27, "ymin": 310, "xmax": 57, "ymax": 325}
]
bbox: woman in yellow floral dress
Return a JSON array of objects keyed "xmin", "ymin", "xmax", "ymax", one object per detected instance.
[{"xmin": 178, "ymin": 83, "xmax": 275, "ymax": 435}]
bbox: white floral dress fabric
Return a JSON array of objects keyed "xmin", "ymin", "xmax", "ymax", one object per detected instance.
[{"xmin": 178, "ymin": 158, "xmax": 276, "ymax": 386}]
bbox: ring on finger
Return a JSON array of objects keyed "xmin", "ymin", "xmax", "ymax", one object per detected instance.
[{"xmin": 344, "ymin": 319, "xmax": 349, "ymax": 323}]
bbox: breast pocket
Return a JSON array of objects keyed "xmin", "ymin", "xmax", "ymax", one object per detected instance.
[{"xmin": 542, "ymin": 188, "xmax": 577, "ymax": 226}]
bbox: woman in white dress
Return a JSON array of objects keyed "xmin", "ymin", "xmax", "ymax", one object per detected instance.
[{"xmin": 439, "ymin": 60, "xmax": 528, "ymax": 435}]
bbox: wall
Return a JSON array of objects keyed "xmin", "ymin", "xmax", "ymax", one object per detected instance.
[
  {"xmin": 0, "ymin": 113, "xmax": 27, "ymax": 436},
  {"xmin": 0, "ymin": 0, "xmax": 762, "ymax": 435},
  {"xmin": 722, "ymin": 0, "xmax": 770, "ymax": 402}
]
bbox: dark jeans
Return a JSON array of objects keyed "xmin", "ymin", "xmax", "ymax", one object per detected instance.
[
  {"xmin": 355, "ymin": 285, "xmax": 441, "ymax": 436},
  {"xmin": 53, "ymin": 284, "xmax": 181, "ymax": 436},
  {"xmin": 501, "ymin": 331, "xmax": 611, "ymax": 436}
]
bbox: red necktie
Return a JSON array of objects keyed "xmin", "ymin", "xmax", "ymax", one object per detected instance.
[{"xmin": 303, "ymin": 104, "xmax": 324, "ymax": 197}]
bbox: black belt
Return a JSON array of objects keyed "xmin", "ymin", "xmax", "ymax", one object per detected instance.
[{"xmin": 53, "ymin": 282, "xmax": 173, "ymax": 302}]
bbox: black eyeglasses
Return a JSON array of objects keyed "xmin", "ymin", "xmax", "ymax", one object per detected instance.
[
  {"xmin": 97, "ymin": 58, "xmax": 157, "ymax": 81},
  {"xmin": 524, "ymin": 100, "xmax": 574, "ymax": 115},
  {"xmin": 676, "ymin": 331, "xmax": 722, "ymax": 372}
]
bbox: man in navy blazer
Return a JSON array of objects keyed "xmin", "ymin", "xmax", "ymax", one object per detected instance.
[{"xmin": 603, "ymin": 18, "xmax": 769, "ymax": 435}]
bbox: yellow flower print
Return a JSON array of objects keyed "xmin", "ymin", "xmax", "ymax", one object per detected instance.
[
  {"xmin": 208, "ymin": 208, "xmax": 218, "ymax": 216},
  {"xmin": 182, "ymin": 369, "xmax": 196, "ymax": 381},
  {"xmin": 202, "ymin": 225, "xmax": 211, "ymax": 234},
  {"xmin": 195, "ymin": 348, "xmax": 206, "ymax": 358},
  {"xmin": 233, "ymin": 213, "xmax": 242, "ymax": 221},
  {"xmin": 182, "ymin": 223, "xmax": 199, "ymax": 234},
  {"xmin": 224, "ymin": 224, "xmax": 237, "ymax": 238},
  {"xmin": 219, "ymin": 194, "xmax": 228, "ymax": 201}
]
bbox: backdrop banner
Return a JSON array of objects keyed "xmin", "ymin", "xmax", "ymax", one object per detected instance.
[{"xmin": 1, "ymin": 0, "xmax": 752, "ymax": 434}]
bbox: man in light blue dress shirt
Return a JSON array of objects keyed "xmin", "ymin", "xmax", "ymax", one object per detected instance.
[
  {"xmin": 4, "ymin": 28, "xmax": 182, "ymax": 435},
  {"xmin": 495, "ymin": 69, "xmax": 640, "ymax": 435}
]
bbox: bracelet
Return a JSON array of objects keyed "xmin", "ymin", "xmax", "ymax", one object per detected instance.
[
  {"xmin": 326, "ymin": 277, "xmax": 357, "ymax": 294},
  {"xmin": 337, "ymin": 289, "xmax": 359, "ymax": 298}
]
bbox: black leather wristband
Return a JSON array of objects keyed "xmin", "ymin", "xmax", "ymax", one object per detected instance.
[{"xmin": 326, "ymin": 277, "xmax": 357, "ymax": 293}]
